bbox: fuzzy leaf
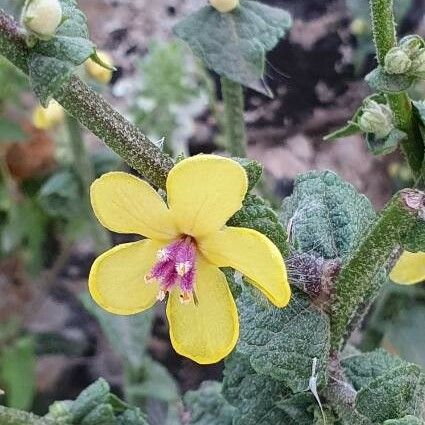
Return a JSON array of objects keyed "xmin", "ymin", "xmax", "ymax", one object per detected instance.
[
  {"xmin": 222, "ymin": 353, "xmax": 315, "ymax": 425},
  {"xmin": 365, "ymin": 128, "xmax": 405, "ymax": 156},
  {"xmin": 365, "ymin": 66, "xmax": 415, "ymax": 94},
  {"xmin": 228, "ymin": 194, "xmax": 289, "ymax": 256},
  {"xmin": 184, "ymin": 381, "xmax": 235, "ymax": 425},
  {"xmin": 174, "ymin": 1, "xmax": 291, "ymax": 96},
  {"xmin": 80, "ymin": 404, "xmax": 116, "ymax": 425},
  {"xmin": 355, "ymin": 364, "xmax": 425, "ymax": 422},
  {"xmin": 232, "ymin": 157, "xmax": 263, "ymax": 191},
  {"xmin": 280, "ymin": 170, "xmax": 376, "ymax": 260},
  {"xmin": 81, "ymin": 295, "xmax": 153, "ymax": 371},
  {"xmin": 342, "ymin": 349, "xmax": 404, "ymax": 390},
  {"xmin": 384, "ymin": 416, "xmax": 423, "ymax": 425},
  {"xmin": 236, "ymin": 289, "xmax": 330, "ymax": 393},
  {"xmin": 28, "ymin": 0, "xmax": 96, "ymax": 105}
]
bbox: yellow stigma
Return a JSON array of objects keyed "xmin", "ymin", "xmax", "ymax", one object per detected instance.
[{"xmin": 85, "ymin": 52, "xmax": 114, "ymax": 85}]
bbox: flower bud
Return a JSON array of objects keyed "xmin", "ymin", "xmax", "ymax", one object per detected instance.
[
  {"xmin": 358, "ymin": 99, "xmax": 394, "ymax": 139},
  {"xmin": 384, "ymin": 47, "xmax": 411, "ymax": 74},
  {"xmin": 32, "ymin": 100, "xmax": 64, "ymax": 130},
  {"xmin": 209, "ymin": 0, "xmax": 239, "ymax": 13},
  {"xmin": 84, "ymin": 52, "xmax": 114, "ymax": 84},
  {"xmin": 410, "ymin": 49, "xmax": 425, "ymax": 78},
  {"xmin": 21, "ymin": 0, "xmax": 62, "ymax": 40},
  {"xmin": 399, "ymin": 35, "xmax": 423, "ymax": 58}
]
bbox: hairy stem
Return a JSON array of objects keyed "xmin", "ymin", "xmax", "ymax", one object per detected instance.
[
  {"xmin": 220, "ymin": 77, "xmax": 247, "ymax": 157},
  {"xmin": 0, "ymin": 10, "xmax": 173, "ymax": 189},
  {"xmin": 66, "ymin": 115, "xmax": 110, "ymax": 252},
  {"xmin": 369, "ymin": 0, "xmax": 424, "ymax": 182},
  {"xmin": 330, "ymin": 189, "xmax": 425, "ymax": 350},
  {"xmin": 0, "ymin": 406, "xmax": 54, "ymax": 425}
]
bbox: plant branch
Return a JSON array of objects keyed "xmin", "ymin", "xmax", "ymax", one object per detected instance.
[
  {"xmin": 330, "ymin": 188, "xmax": 425, "ymax": 351},
  {"xmin": 220, "ymin": 77, "xmax": 247, "ymax": 157},
  {"xmin": 369, "ymin": 0, "xmax": 424, "ymax": 181},
  {"xmin": 0, "ymin": 10, "xmax": 173, "ymax": 189}
]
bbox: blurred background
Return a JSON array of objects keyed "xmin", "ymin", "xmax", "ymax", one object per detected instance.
[{"xmin": 0, "ymin": 0, "xmax": 424, "ymax": 423}]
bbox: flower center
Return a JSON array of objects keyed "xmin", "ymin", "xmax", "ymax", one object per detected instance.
[{"xmin": 146, "ymin": 236, "xmax": 197, "ymax": 304}]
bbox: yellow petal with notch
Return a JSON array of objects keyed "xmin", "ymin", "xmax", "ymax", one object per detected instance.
[
  {"xmin": 91, "ymin": 172, "xmax": 178, "ymax": 240},
  {"xmin": 199, "ymin": 226, "xmax": 291, "ymax": 307},
  {"xmin": 166, "ymin": 258, "xmax": 239, "ymax": 364},
  {"xmin": 166, "ymin": 155, "xmax": 248, "ymax": 238},
  {"xmin": 89, "ymin": 240, "xmax": 163, "ymax": 315},
  {"xmin": 390, "ymin": 251, "xmax": 425, "ymax": 285}
]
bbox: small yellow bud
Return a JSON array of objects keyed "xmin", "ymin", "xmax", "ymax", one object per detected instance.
[
  {"xmin": 209, "ymin": 0, "xmax": 239, "ymax": 13},
  {"xmin": 350, "ymin": 18, "xmax": 368, "ymax": 36},
  {"xmin": 384, "ymin": 47, "xmax": 412, "ymax": 75},
  {"xmin": 84, "ymin": 52, "xmax": 114, "ymax": 85},
  {"xmin": 32, "ymin": 100, "xmax": 64, "ymax": 130},
  {"xmin": 22, "ymin": 0, "xmax": 62, "ymax": 39}
]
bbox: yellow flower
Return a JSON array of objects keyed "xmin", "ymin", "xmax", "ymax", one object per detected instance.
[
  {"xmin": 85, "ymin": 52, "xmax": 113, "ymax": 85},
  {"xmin": 32, "ymin": 101, "xmax": 64, "ymax": 130},
  {"xmin": 210, "ymin": 0, "xmax": 239, "ymax": 13},
  {"xmin": 89, "ymin": 155, "xmax": 291, "ymax": 364},
  {"xmin": 390, "ymin": 251, "xmax": 425, "ymax": 285}
]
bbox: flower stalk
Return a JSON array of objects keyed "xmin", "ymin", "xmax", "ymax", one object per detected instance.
[
  {"xmin": 0, "ymin": 9, "xmax": 173, "ymax": 189},
  {"xmin": 369, "ymin": 0, "xmax": 424, "ymax": 183},
  {"xmin": 330, "ymin": 188, "xmax": 425, "ymax": 351},
  {"xmin": 220, "ymin": 76, "xmax": 247, "ymax": 157}
]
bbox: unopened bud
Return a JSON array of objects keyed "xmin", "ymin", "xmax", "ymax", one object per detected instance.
[
  {"xmin": 84, "ymin": 52, "xmax": 114, "ymax": 85},
  {"xmin": 358, "ymin": 99, "xmax": 394, "ymax": 139},
  {"xmin": 32, "ymin": 100, "xmax": 64, "ymax": 130},
  {"xmin": 410, "ymin": 49, "xmax": 425, "ymax": 78},
  {"xmin": 350, "ymin": 18, "xmax": 368, "ymax": 36},
  {"xmin": 399, "ymin": 35, "xmax": 423, "ymax": 58},
  {"xmin": 209, "ymin": 0, "xmax": 239, "ymax": 13},
  {"xmin": 21, "ymin": 0, "xmax": 62, "ymax": 40},
  {"xmin": 384, "ymin": 47, "xmax": 411, "ymax": 74}
]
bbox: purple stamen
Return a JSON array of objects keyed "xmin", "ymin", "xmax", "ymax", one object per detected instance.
[{"xmin": 146, "ymin": 236, "xmax": 197, "ymax": 303}]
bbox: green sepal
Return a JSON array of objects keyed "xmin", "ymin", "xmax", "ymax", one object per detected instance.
[
  {"xmin": 232, "ymin": 157, "xmax": 263, "ymax": 191},
  {"xmin": 365, "ymin": 127, "xmax": 406, "ymax": 156},
  {"xmin": 365, "ymin": 66, "xmax": 415, "ymax": 94},
  {"xmin": 90, "ymin": 51, "xmax": 116, "ymax": 71},
  {"xmin": 174, "ymin": 1, "xmax": 291, "ymax": 96},
  {"xmin": 228, "ymin": 193, "xmax": 289, "ymax": 256},
  {"xmin": 27, "ymin": 0, "xmax": 98, "ymax": 105},
  {"xmin": 184, "ymin": 381, "xmax": 235, "ymax": 425}
]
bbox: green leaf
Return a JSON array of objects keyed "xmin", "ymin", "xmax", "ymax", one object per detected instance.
[
  {"xmin": 28, "ymin": 0, "xmax": 96, "ymax": 105},
  {"xmin": 80, "ymin": 404, "xmax": 116, "ymax": 425},
  {"xmin": 70, "ymin": 378, "xmax": 110, "ymax": 423},
  {"xmin": 232, "ymin": 157, "xmax": 263, "ymax": 191},
  {"xmin": 0, "ymin": 336, "xmax": 35, "ymax": 410},
  {"xmin": 384, "ymin": 416, "xmax": 423, "ymax": 425},
  {"xmin": 0, "ymin": 118, "xmax": 26, "ymax": 143},
  {"xmin": 323, "ymin": 120, "xmax": 362, "ymax": 141},
  {"xmin": 280, "ymin": 170, "xmax": 376, "ymax": 260},
  {"xmin": 116, "ymin": 408, "xmax": 149, "ymax": 425},
  {"xmin": 184, "ymin": 381, "xmax": 235, "ymax": 425},
  {"xmin": 223, "ymin": 353, "xmax": 316, "ymax": 424},
  {"xmin": 365, "ymin": 66, "xmax": 415, "ymax": 94},
  {"xmin": 81, "ymin": 295, "xmax": 153, "ymax": 371},
  {"xmin": 228, "ymin": 194, "xmax": 289, "ymax": 256},
  {"xmin": 341, "ymin": 349, "xmax": 404, "ymax": 390},
  {"xmin": 174, "ymin": 1, "xmax": 291, "ymax": 96},
  {"xmin": 236, "ymin": 289, "xmax": 330, "ymax": 392},
  {"xmin": 365, "ymin": 127, "xmax": 406, "ymax": 156},
  {"xmin": 355, "ymin": 364, "xmax": 425, "ymax": 422}
]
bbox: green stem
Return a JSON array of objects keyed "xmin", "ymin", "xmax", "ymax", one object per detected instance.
[
  {"xmin": 0, "ymin": 10, "xmax": 173, "ymax": 189},
  {"xmin": 220, "ymin": 77, "xmax": 246, "ymax": 157},
  {"xmin": 369, "ymin": 0, "xmax": 424, "ymax": 181},
  {"xmin": 66, "ymin": 115, "xmax": 110, "ymax": 253},
  {"xmin": 330, "ymin": 188, "xmax": 425, "ymax": 351}
]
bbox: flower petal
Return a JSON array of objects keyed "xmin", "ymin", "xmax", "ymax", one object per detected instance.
[
  {"xmin": 89, "ymin": 240, "xmax": 164, "ymax": 315},
  {"xmin": 166, "ymin": 258, "xmax": 239, "ymax": 364},
  {"xmin": 91, "ymin": 172, "xmax": 178, "ymax": 240},
  {"xmin": 166, "ymin": 155, "xmax": 248, "ymax": 238},
  {"xmin": 199, "ymin": 227, "xmax": 291, "ymax": 307},
  {"xmin": 390, "ymin": 251, "xmax": 425, "ymax": 285}
]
